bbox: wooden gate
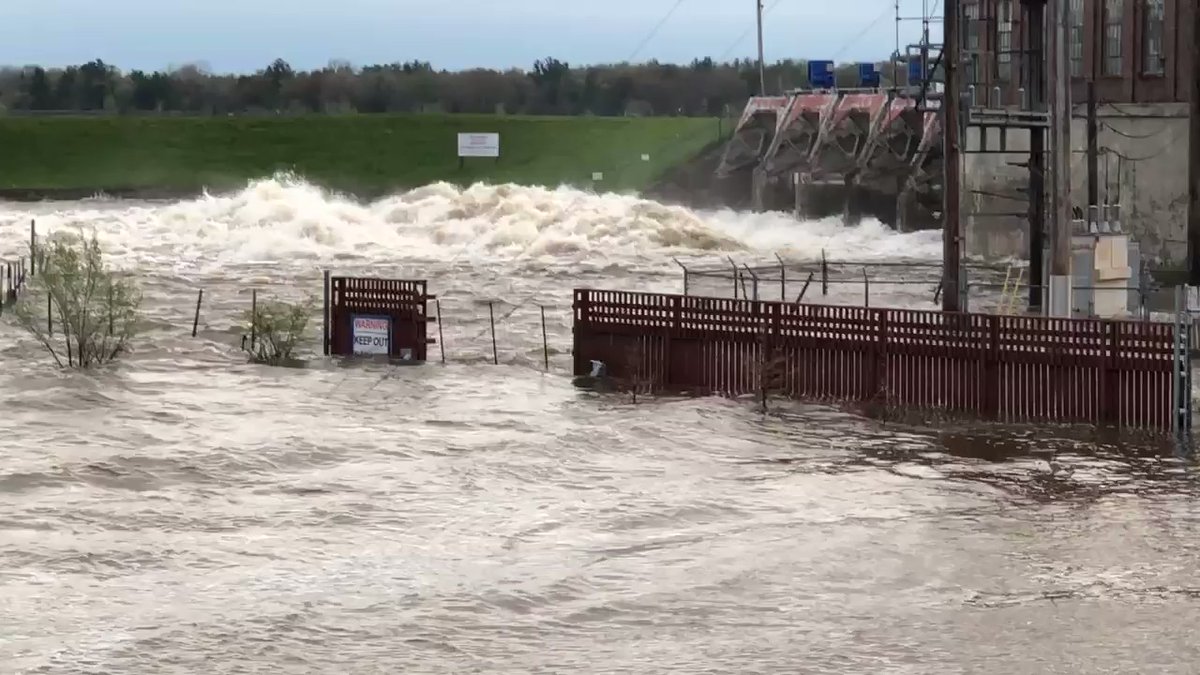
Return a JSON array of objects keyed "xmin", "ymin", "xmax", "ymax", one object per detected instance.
[
  {"xmin": 324, "ymin": 276, "xmax": 436, "ymax": 361},
  {"xmin": 572, "ymin": 288, "xmax": 1180, "ymax": 431}
]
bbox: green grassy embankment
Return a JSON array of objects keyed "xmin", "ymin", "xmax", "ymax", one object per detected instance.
[{"xmin": 0, "ymin": 114, "xmax": 725, "ymax": 199}]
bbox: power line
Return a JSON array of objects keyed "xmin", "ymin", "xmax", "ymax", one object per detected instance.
[
  {"xmin": 718, "ymin": 0, "xmax": 901, "ymax": 65},
  {"xmin": 627, "ymin": 0, "xmax": 690, "ymax": 63},
  {"xmin": 831, "ymin": 1, "xmax": 901, "ymax": 62},
  {"xmin": 717, "ymin": 0, "xmax": 787, "ymax": 62},
  {"xmin": 1100, "ymin": 121, "xmax": 1166, "ymax": 141}
]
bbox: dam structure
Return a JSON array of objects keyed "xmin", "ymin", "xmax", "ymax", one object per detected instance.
[
  {"xmin": 716, "ymin": 0, "xmax": 1195, "ymax": 276},
  {"xmin": 714, "ymin": 57, "xmax": 945, "ymax": 232}
]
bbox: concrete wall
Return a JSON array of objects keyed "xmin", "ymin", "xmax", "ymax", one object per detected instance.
[{"xmin": 963, "ymin": 102, "xmax": 1188, "ymax": 267}]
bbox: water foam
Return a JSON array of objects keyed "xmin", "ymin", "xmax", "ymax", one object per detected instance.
[{"xmin": 1, "ymin": 176, "xmax": 941, "ymax": 270}]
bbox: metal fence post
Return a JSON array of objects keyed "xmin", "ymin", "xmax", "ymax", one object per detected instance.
[
  {"xmin": 322, "ymin": 270, "xmax": 331, "ymax": 356},
  {"xmin": 1172, "ymin": 286, "xmax": 1193, "ymax": 452}
]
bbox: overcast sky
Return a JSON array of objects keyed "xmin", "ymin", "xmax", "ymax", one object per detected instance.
[{"xmin": 2, "ymin": 0, "xmax": 930, "ymax": 73}]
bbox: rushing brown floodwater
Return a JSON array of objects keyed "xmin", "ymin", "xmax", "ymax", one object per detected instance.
[{"xmin": 2, "ymin": 180, "xmax": 1199, "ymax": 674}]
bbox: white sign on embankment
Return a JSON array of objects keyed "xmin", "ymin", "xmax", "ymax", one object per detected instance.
[{"xmin": 457, "ymin": 133, "xmax": 500, "ymax": 158}]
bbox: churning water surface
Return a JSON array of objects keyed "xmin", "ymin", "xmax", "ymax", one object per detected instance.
[{"xmin": 2, "ymin": 178, "xmax": 1199, "ymax": 674}]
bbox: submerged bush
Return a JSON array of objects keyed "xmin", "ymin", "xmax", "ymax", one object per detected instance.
[
  {"xmin": 13, "ymin": 230, "xmax": 142, "ymax": 368},
  {"xmin": 242, "ymin": 295, "xmax": 317, "ymax": 366}
]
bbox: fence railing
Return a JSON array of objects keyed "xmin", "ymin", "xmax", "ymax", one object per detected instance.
[
  {"xmin": 0, "ymin": 220, "xmax": 36, "ymax": 317},
  {"xmin": 573, "ymin": 288, "xmax": 1185, "ymax": 432}
]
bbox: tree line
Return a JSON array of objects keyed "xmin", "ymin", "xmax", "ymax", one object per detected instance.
[{"xmin": 0, "ymin": 57, "xmax": 904, "ymax": 117}]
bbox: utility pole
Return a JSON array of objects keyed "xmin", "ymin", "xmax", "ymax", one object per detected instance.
[
  {"xmin": 894, "ymin": 0, "xmax": 902, "ymax": 89},
  {"xmin": 1189, "ymin": 0, "xmax": 1200, "ymax": 285},
  {"xmin": 1087, "ymin": 81, "xmax": 1099, "ymax": 228},
  {"xmin": 756, "ymin": 0, "xmax": 767, "ymax": 95},
  {"xmin": 942, "ymin": 0, "xmax": 963, "ymax": 311},
  {"xmin": 1030, "ymin": 125, "xmax": 1047, "ymax": 308},
  {"xmin": 1025, "ymin": 0, "xmax": 1046, "ymax": 312},
  {"xmin": 1047, "ymin": 0, "xmax": 1073, "ymax": 316}
]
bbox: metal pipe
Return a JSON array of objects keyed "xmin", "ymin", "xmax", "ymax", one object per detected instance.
[
  {"xmin": 322, "ymin": 270, "xmax": 331, "ymax": 355},
  {"xmin": 436, "ymin": 299, "xmax": 446, "ymax": 363},
  {"xmin": 1047, "ymin": 0, "xmax": 1073, "ymax": 316},
  {"xmin": 1087, "ymin": 81, "xmax": 1099, "ymax": 228},
  {"xmin": 1190, "ymin": 0, "xmax": 1200, "ymax": 285},
  {"xmin": 774, "ymin": 253, "xmax": 786, "ymax": 301},
  {"xmin": 796, "ymin": 272, "xmax": 814, "ymax": 302},
  {"xmin": 755, "ymin": 0, "xmax": 766, "ymax": 95},
  {"xmin": 941, "ymin": 0, "xmax": 962, "ymax": 312},
  {"xmin": 541, "ymin": 305, "xmax": 550, "ymax": 371},
  {"xmin": 489, "ymin": 302, "xmax": 498, "ymax": 365},
  {"xmin": 192, "ymin": 289, "xmax": 203, "ymax": 338}
]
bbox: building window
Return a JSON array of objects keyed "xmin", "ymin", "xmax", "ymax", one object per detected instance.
[
  {"xmin": 1142, "ymin": 0, "xmax": 1165, "ymax": 75},
  {"xmin": 1069, "ymin": 0, "xmax": 1085, "ymax": 77},
  {"xmin": 963, "ymin": 0, "xmax": 980, "ymax": 85},
  {"xmin": 1102, "ymin": 0, "xmax": 1124, "ymax": 76},
  {"xmin": 996, "ymin": 0, "xmax": 1013, "ymax": 82}
]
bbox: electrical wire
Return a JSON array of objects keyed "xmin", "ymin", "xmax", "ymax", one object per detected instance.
[
  {"xmin": 831, "ymin": 1, "xmax": 904, "ymax": 62},
  {"xmin": 1099, "ymin": 144, "xmax": 1170, "ymax": 163},
  {"xmin": 1100, "ymin": 121, "xmax": 1167, "ymax": 140},
  {"xmin": 715, "ymin": 0, "xmax": 896, "ymax": 87},
  {"xmin": 1104, "ymin": 100, "xmax": 1179, "ymax": 120},
  {"xmin": 716, "ymin": 0, "xmax": 787, "ymax": 62},
  {"xmin": 627, "ymin": 0, "xmax": 690, "ymax": 64}
]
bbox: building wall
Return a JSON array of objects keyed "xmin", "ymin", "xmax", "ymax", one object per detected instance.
[
  {"xmin": 964, "ymin": 0, "xmax": 1192, "ymax": 105},
  {"xmin": 964, "ymin": 102, "xmax": 1188, "ymax": 266}
]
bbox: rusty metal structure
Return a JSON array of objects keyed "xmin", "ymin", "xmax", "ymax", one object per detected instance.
[
  {"xmin": 715, "ymin": 89, "xmax": 944, "ymax": 229},
  {"xmin": 322, "ymin": 274, "xmax": 437, "ymax": 361},
  {"xmin": 713, "ymin": 0, "xmax": 1193, "ymax": 234},
  {"xmin": 572, "ymin": 287, "xmax": 1180, "ymax": 430}
]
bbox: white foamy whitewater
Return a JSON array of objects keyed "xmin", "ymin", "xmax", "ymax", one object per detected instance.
[{"xmin": 0, "ymin": 176, "xmax": 941, "ymax": 275}]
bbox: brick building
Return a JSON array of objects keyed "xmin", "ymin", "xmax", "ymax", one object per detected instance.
[{"xmin": 962, "ymin": 0, "xmax": 1193, "ymax": 104}]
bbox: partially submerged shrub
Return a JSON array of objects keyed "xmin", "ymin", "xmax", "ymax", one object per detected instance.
[
  {"xmin": 242, "ymin": 295, "xmax": 317, "ymax": 366},
  {"xmin": 13, "ymin": 230, "xmax": 142, "ymax": 368},
  {"xmin": 616, "ymin": 342, "xmax": 664, "ymax": 403}
]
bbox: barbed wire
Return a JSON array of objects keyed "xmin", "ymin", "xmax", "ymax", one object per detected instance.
[
  {"xmin": 327, "ymin": 289, "xmax": 548, "ymax": 398},
  {"xmin": 461, "ymin": 291, "xmax": 542, "ymax": 343}
]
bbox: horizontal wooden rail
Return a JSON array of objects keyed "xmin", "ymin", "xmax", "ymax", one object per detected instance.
[{"xmin": 572, "ymin": 288, "xmax": 1177, "ymax": 430}]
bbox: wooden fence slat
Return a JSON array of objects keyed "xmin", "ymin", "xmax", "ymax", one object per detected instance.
[
  {"xmin": 329, "ymin": 276, "xmax": 432, "ymax": 360},
  {"xmin": 572, "ymin": 287, "xmax": 1177, "ymax": 431}
]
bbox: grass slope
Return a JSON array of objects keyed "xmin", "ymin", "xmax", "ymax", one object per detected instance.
[{"xmin": 0, "ymin": 114, "xmax": 724, "ymax": 197}]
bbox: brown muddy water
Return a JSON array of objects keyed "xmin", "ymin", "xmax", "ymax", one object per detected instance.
[{"xmin": 1, "ymin": 180, "xmax": 1197, "ymax": 674}]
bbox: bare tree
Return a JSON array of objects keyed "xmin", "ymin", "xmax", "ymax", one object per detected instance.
[
  {"xmin": 617, "ymin": 341, "xmax": 656, "ymax": 403},
  {"xmin": 241, "ymin": 295, "xmax": 318, "ymax": 366},
  {"xmin": 745, "ymin": 320, "xmax": 791, "ymax": 413},
  {"xmin": 12, "ymin": 230, "xmax": 142, "ymax": 368}
]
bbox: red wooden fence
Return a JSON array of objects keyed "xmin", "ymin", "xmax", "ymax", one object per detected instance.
[
  {"xmin": 572, "ymin": 289, "xmax": 1178, "ymax": 430},
  {"xmin": 327, "ymin": 277, "xmax": 436, "ymax": 360}
]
